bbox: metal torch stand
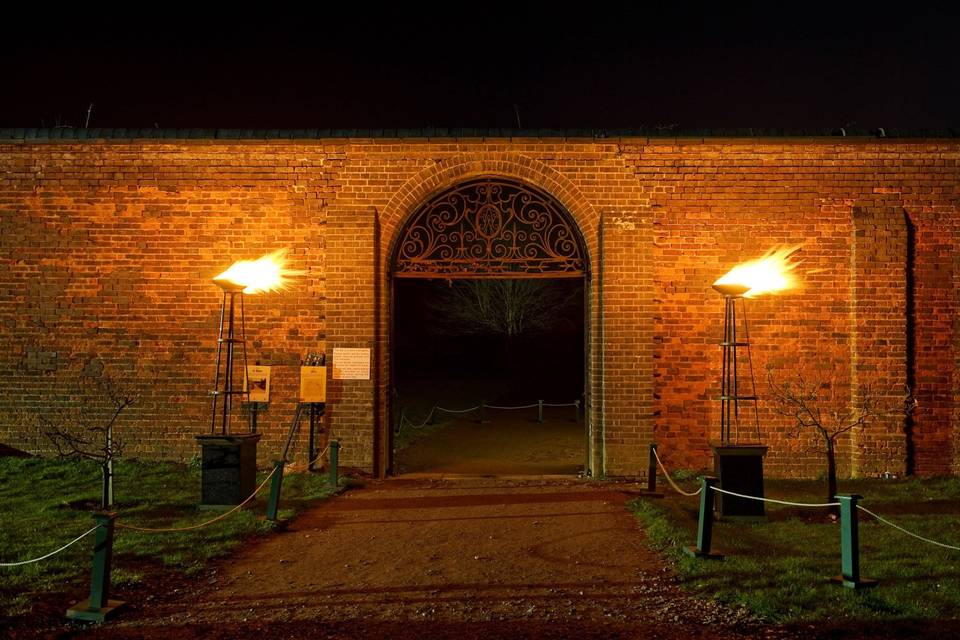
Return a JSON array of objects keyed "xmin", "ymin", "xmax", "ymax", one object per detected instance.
[
  {"xmin": 713, "ymin": 289, "xmax": 767, "ymax": 520},
  {"xmin": 199, "ymin": 285, "xmax": 258, "ymax": 508}
]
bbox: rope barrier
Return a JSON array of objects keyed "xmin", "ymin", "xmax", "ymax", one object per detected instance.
[
  {"xmin": 484, "ymin": 403, "xmax": 540, "ymax": 410},
  {"xmin": 410, "ymin": 400, "xmax": 578, "ymax": 415},
  {"xmin": 712, "ymin": 486, "xmax": 840, "ymax": 508},
  {"xmin": 857, "ymin": 505, "xmax": 960, "ymax": 551},
  {"xmin": 434, "ymin": 405, "xmax": 482, "ymax": 414},
  {"xmin": 651, "ymin": 447, "xmax": 702, "ymax": 497},
  {"xmin": 115, "ymin": 465, "xmax": 279, "ymax": 533},
  {"xmin": 0, "ymin": 525, "xmax": 100, "ymax": 567},
  {"xmin": 400, "ymin": 406, "xmax": 436, "ymax": 430},
  {"xmin": 398, "ymin": 398, "xmax": 580, "ymax": 432},
  {"xmin": 285, "ymin": 444, "xmax": 331, "ymax": 472}
]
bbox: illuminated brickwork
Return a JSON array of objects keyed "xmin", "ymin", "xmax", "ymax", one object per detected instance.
[{"xmin": 0, "ymin": 136, "xmax": 956, "ymax": 478}]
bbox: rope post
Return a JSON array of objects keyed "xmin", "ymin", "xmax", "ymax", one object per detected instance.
[
  {"xmin": 832, "ymin": 494, "xmax": 878, "ymax": 589},
  {"xmin": 66, "ymin": 512, "xmax": 125, "ymax": 622},
  {"xmin": 647, "ymin": 443, "xmax": 658, "ymax": 493},
  {"xmin": 683, "ymin": 477, "xmax": 724, "ymax": 560},
  {"xmin": 537, "ymin": 400, "xmax": 544, "ymax": 423},
  {"xmin": 307, "ymin": 404, "xmax": 317, "ymax": 472},
  {"xmin": 574, "ymin": 399, "xmax": 580, "ymax": 423},
  {"xmin": 329, "ymin": 439, "xmax": 340, "ymax": 486},
  {"xmin": 266, "ymin": 461, "xmax": 285, "ymax": 522}
]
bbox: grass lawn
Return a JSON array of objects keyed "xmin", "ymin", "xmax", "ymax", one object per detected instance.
[
  {"xmin": 0, "ymin": 456, "xmax": 337, "ymax": 618},
  {"xmin": 630, "ymin": 475, "xmax": 960, "ymax": 625}
]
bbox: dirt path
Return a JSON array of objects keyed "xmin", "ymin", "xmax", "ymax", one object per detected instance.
[
  {"xmin": 397, "ymin": 411, "xmax": 584, "ymax": 475},
  {"xmin": 84, "ymin": 477, "xmax": 772, "ymax": 639}
]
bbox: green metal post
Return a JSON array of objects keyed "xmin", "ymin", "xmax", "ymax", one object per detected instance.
[
  {"xmin": 266, "ymin": 461, "xmax": 285, "ymax": 521},
  {"xmin": 66, "ymin": 512, "xmax": 125, "ymax": 621},
  {"xmin": 329, "ymin": 439, "xmax": 340, "ymax": 486},
  {"xmin": 647, "ymin": 443, "xmax": 658, "ymax": 493},
  {"xmin": 538, "ymin": 400, "xmax": 544, "ymax": 423},
  {"xmin": 307, "ymin": 404, "xmax": 317, "ymax": 471},
  {"xmin": 683, "ymin": 477, "xmax": 723, "ymax": 559},
  {"xmin": 833, "ymin": 494, "xmax": 878, "ymax": 588}
]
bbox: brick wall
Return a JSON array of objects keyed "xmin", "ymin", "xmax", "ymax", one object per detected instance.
[
  {"xmin": 850, "ymin": 203, "xmax": 908, "ymax": 476},
  {"xmin": 911, "ymin": 208, "xmax": 957, "ymax": 475},
  {"xmin": 325, "ymin": 205, "xmax": 378, "ymax": 472},
  {"xmin": 0, "ymin": 138, "xmax": 957, "ymax": 478}
]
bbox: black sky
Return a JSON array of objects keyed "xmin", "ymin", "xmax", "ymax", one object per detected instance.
[{"xmin": 4, "ymin": 4, "xmax": 958, "ymax": 131}]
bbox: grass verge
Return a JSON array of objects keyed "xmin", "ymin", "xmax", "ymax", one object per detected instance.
[
  {"xmin": 0, "ymin": 456, "xmax": 336, "ymax": 618},
  {"xmin": 630, "ymin": 476, "xmax": 960, "ymax": 625}
]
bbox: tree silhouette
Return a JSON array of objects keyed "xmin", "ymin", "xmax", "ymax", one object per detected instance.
[
  {"xmin": 767, "ymin": 367, "xmax": 916, "ymax": 515},
  {"xmin": 427, "ymin": 279, "xmax": 582, "ymax": 339},
  {"xmin": 31, "ymin": 368, "xmax": 137, "ymax": 509}
]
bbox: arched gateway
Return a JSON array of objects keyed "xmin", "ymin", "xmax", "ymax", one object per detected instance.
[{"xmin": 389, "ymin": 176, "xmax": 591, "ymax": 475}]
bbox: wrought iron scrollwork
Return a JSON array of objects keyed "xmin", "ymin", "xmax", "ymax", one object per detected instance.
[{"xmin": 393, "ymin": 178, "xmax": 585, "ymax": 278}]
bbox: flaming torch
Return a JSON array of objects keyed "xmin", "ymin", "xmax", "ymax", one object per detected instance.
[
  {"xmin": 710, "ymin": 244, "xmax": 801, "ymax": 519},
  {"xmin": 198, "ymin": 249, "xmax": 300, "ymax": 507},
  {"xmin": 209, "ymin": 249, "xmax": 299, "ymax": 435}
]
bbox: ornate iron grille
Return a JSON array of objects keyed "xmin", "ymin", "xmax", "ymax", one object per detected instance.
[{"xmin": 393, "ymin": 178, "xmax": 585, "ymax": 278}]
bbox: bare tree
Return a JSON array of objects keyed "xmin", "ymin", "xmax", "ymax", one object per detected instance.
[
  {"xmin": 766, "ymin": 368, "xmax": 916, "ymax": 515},
  {"xmin": 428, "ymin": 279, "xmax": 582, "ymax": 339},
  {"xmin": 34, "ymin": 369, "xmax": 137, "ymax": 509}
]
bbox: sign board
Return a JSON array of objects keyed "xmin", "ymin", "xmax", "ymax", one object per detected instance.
[
  {"xmin": 299, "ymin": 366, "xmax": 327, "ymax": 403},
  {"xmin": 332, "ymin": 348, "xmax": 371, "ymax": 380},
  {"xmin": 244, "ymin": 365, "xmax": 271, "ymax": 403}
]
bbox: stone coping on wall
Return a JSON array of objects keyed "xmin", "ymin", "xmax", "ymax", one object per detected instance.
[{"xmin": 1, "ymin": 127, "xmax": 958, "ymax": 143}]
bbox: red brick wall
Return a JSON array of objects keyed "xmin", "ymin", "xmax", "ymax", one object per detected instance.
[
  {"xmin": 625, "ymin": 141, "xmax": 958, "ymax": 477},
  {"xmin": 0, "ymin": 143, "xmax": 333, "ymax": 465},
  {"xmin": 850, "ymin": 203, "xmax": 908, "ymax": 476},
  {"xmin": 911, "ymin": 208, "xmax": 958, "ymax": 475},
  {"xmin": 0, "ymin": 138, "xmax": 957, "ymax": 479},
  {"xmin": 325, "ymin": 205, "xmax": 378, "ymax": 472}
]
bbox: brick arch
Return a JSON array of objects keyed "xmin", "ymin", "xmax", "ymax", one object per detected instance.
[
  {"xmin": 377, "ymin": 154, "xmax": 600, "ymax": 477},
  {"xmin": 380, "ymin": 154, "xmax": 599, "ymax": 273}
]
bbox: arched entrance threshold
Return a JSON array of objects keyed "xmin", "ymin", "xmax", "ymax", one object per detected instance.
[{"xmin": 388, "ymin": 177, "xmax": 591, "ymax": 475}]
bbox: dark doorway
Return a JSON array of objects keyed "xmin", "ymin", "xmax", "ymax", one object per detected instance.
[
  {"xmin": 392, "ymin": 278, "xmax": 585, "ymax": 475},
  {"xmin": 387, "ymin": 176, "xmax": 591, "ymax": 475}
]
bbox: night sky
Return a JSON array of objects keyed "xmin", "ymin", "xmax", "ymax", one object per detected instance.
[{"xmin": 3, "ymin": 5, "xmax": 958, "ymax": 131}]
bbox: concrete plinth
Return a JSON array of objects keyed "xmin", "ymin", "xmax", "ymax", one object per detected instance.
[
  {"xmin": 196, "ymin": 434, "xmax": 261, "ymax": 508},
  {"xmin": 711, "ymin": 444, "xmax": 768, "ymax": 520}
]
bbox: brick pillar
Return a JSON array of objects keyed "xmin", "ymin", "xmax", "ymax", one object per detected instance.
[
  {"xmin": 597, "ymin": 211, "xmax": 655, "ymax": 477},
  {"xmin": 910, "ymin": 212, "xmax": 957, "ymax": 475},
  {"xmin": 325, "ymin": 206, "xmax": 378, "ymax": 474},
  {"xmin": 954, "ymin": 222, "xmax": 960, "ymax": 476},
  {"xmin": 850, "ymin": 204, "xmax": 908, "ymax": 477}
]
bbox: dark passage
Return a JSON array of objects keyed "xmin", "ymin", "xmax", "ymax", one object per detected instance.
[{"xmin": 393, "ymin": 278, "xmax": 585, "ymax": 475}]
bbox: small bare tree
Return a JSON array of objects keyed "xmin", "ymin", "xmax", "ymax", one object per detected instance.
[
  {"xmin": 428, "ymin": 279, "xmax": 582, "ymax": 339},
  {"xmin": 767, "ymin": 368, "xmax": 916, "ymax": 515},
  {"xmin": 35, "ymin": 369, "xmax": 137, "ymax": 509}
]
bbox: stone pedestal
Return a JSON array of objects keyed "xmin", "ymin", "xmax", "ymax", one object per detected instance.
[
  {"xmin": 195, "ymin": 434, "xmax": 261, "ymax": 508},
  {"xmin": 711, "ymin": 444, "xmax": 768, "ymax": 520}
]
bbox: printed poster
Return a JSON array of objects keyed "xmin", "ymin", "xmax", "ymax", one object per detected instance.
[
  {"xmin": 331, "ymin": 348, "xmax": 370, "ymax": 380},
  {"xmin": 300, "ymin": 366, "xmax": 327, "ymax": 403},
  {"xmin": 244, "ymin": 365, "xmax": 271, "ymax": 403}
]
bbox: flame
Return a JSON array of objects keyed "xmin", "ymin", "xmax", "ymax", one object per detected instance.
[
  {"xmin": 214, "ymin": 249, "xmax": 301, "ymax": 294},
  {"xmin": 713, "ymin": 244, "xmax": 802, "ymax": 298}
]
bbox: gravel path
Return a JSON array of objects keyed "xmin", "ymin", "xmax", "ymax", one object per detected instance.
[{"xmin": 92, "ymin": 476, "xmax": 773, "ymax": 639}]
